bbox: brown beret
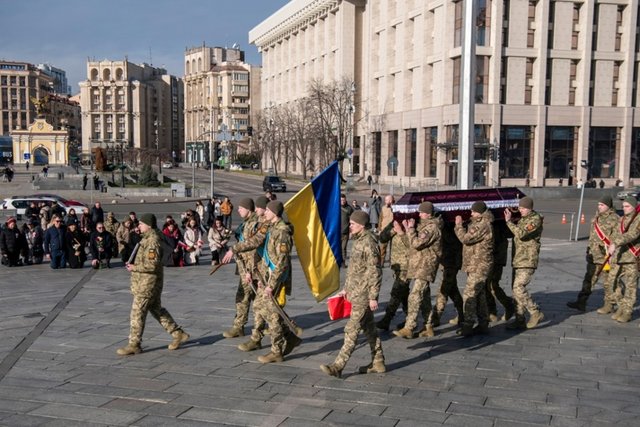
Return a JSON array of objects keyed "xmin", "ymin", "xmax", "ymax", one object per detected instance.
[
  {"xmin": 266, "ymin": 200, "xmax": 284, "ymax": 217},
  {"xmin": 418, "ymin": 201, "xmax": 433, "ymax": 214},
  {"xmin": 471, "ymin": 201, "xmax": 487, "ymax": 214},
  {"xmin": 519, "ymin": 196, "xmax": 534, "ymax": 209},
  {"xmin": 238, "ymin": 197, "xmax": 254, "ymax": 211},
  {"xmin": 350, "ymin": 210, "xmax": 370, "ymax": 226}
]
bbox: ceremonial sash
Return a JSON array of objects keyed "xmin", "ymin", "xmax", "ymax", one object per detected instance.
[
  {"xmin": 620, "ymin": 217, "xmax": 640, "ymax": 257},
  {"xmin": 260, "ymin": 231, "xmax": 290, "ymax": 283},
  {"xmin": 593, "ymin": 218, "xmax": 611, "ymax": 246}
]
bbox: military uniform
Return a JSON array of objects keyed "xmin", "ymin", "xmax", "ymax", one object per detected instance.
[
  {"xmin": 323, "ymin": 228, "xmax": 384, "ymax": 375},
  {"xmin": 568, "ymin": 206, "xmax": 619, "ymax": 311},
  {"xmin": 226, "ymin": 211, "xmax": 263, "ymax": 336},
  {"xmin": 376, "ymin": 222, "xmax": 411, "ymax": 329},
  {"xmin": 430, "ymin": 223, "xmax": 464, "ymax": 327},
  {"xmin": 104, "ymin": 214, "xmax": 120, "ymax": 257},
  {"xmin": 394, "ymin": 215, "xmax": 442, "ymax": 338},
  {"xmin": 250, "ymin": 218, "xmax": 292, "ymax": 361},
  {"xmin": 606, "ymin": 209, "xmax": 640, "ymax": 322},
  {"xmin": 118, "ymin": 222, "xmax": 188, "ymax": 355},
  {"xmin": 506, "ymin": 207, "xmax": 544, "ymax": 329},
  {"xmin": 455, "ymin": 209, "xmax": 494, "ymax": 335},
  {"xmin": 485, "ymin": 221, "xmax": 515, "ymax": 321}
]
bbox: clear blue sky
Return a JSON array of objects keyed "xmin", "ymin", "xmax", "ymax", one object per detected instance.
[{"xmin": 1, "ymin": 0, "xmax": 289, "ymax": 93}]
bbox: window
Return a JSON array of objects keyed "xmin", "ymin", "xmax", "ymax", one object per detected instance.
[
  {"xmin": 502, "ymin": 0, "xmax": 510, "ymax": 47},
  {"xmin": 500, "ymin": 126, "xmax": 533, "ymax": 178},
  {"xmin": 525, "ymin": 58, "xmax": 535, "ymax": 104},
  {"xmin": 373, "ymin": 132, "xmax": 382, "ymax": 176},
  {"xmin": 452, "ymin": 57, "xmax": 461, "ymax": 103},
  {"xmin": 589, "ymin": 127, "xmax": 619, "ymax": 178},
  {"xmin": 476, "ymin": 56, "xmax": 489, "ymax": 103},
  {"xmin": 405, "ymin": 129, "xmax": 417, "ymax": 177},
  {"xmin": 615, "ymin": 6, "xmax": 624, "ymax": 52},
  {"xmin": 388, "ymin": 131, "xmax": 398, "ymax": 176},
  {"xmin": 572, "ymin": 4, "xmax": 581, "ymax": 50},
  {"xmin": 425, "ymin": 127, "xmax": 438, "ymax": 177},
  {"xmin": 454, "ymin": 0, "xmax": 463, "ymax": 47},
  {"xmin": 545, "ymin": 127, "xmax": 576, "ymax": 178},
  {"xmin": 477, "ymin": 0, "xmax": 491, "ymax": 46},
  {"xmin": 527, "ymin": 1, "xmax": 536, "ymax": 48}
]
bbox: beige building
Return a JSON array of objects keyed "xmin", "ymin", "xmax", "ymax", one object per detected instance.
[
  {"xmin": 250, "ymin": 0, "xmax": 640, "ymax": 187},
  {"xmin": 11, "ymin": 118, "xmax": 70, "ymax": 166},
  {"xmin": 184, "ymin": 46, "xmax": 252, "ymax": 165},
  {"xmin": 79, "ymin": 60, "xmax": 184, "ymax": 165}
]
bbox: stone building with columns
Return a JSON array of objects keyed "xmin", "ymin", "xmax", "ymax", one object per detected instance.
[
  {"xmin": 11, "ymin": 118, "xmax": 69, "ymax": 166},
  {"xmin": 250, "ymin": 0, "xmax": 640, "ymax": 187}
]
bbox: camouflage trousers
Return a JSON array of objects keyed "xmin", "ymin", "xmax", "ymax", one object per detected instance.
[
  {"xmin": 485, "ymin": 265, "xmax": 514, "ymax": 315},
  {"xmin": 606, "ymin": 262, "xmax": 638, "ymax": 315},
  {"xmin": 512, "ymin": 268, "xmax": 540, "ymax": 317},
  {"xmin": 382, "ymin": 269, "xmax": 410, "ymax": 319},
  {"xmin": 128, "ymin": 293, "xmax": 181, "ymax": 346},
  {"xmin": 232, "ymin": 278, "xmax": 256, "ymax": 328},
  {"xmin": 576, "ymin": 258, "xmax": 610, "ymax": 302},
  {"xmin": 429, "ymin": 266, "xmax": 463, "ymax": 325},
  {"xmin": 600, "ymin": 261, "xmax": 625, "ymax": 307},
  {"xmin": 333, "ymin": 301, "xmax": 384, "ymax": 370},
  {"xmin": 462, "ymin": 271, "xmax": 489, "ymax": 327},
  {"xmin": 250, "ymin": 287, "xmax": 286, "ymax": 355},
  {"xmin": 379, "ymin": 241, "xmax": 390, "ymax": 265},
  {"xmin": 404, "ymin": 279, "xmax": 432, "ymax": 331}
]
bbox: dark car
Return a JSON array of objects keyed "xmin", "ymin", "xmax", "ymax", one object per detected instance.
[{"xmin": 263, "ymin": 175, "xmax": 287, "ymax": 192}]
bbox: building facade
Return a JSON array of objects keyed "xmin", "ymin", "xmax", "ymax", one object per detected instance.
[
  {"xmin": 184, "ymin": 46, "xmax": 252, "ymax": 165},
  {"xmin": 250, "ymin": 0, "xmax": 640, "ymax": 187},
  {"xmin": 37, "ymin": 63, "xmax": 71, "ymax": 95},
  {"xmin": 78, "ymin": 60, "xmax": 184, "ymax": 165}
]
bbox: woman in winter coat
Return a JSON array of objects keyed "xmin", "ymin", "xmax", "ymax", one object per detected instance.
[
  {"xmin": 183, "ymin": 217, "xmax": 203, "ymax": 265},
  {"xmin": 162, "ymin": 220, "xmax": 184, "ymax": 267},
  {"xmin": 369, "ymin": 189, "xmax": 382, "ymax": 231},
  {"xmin": 65, "ymin": 221, "xmax": 86, "ymax": 269},
  {"xmin": 22, "ymin": 219, "xmax": 44, "ymax": 264},
  {"xmin": 207, "ymin": 216, "xmax": 232, "ymax": 265}
]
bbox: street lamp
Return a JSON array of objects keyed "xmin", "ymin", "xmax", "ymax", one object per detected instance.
[{"xmin": 154, "ymin": 119, "xmax": 162, "ymax": 174}]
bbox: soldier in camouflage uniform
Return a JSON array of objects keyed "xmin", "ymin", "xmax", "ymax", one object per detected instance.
[
  {"xmin": 117, "ymin": 213, "xmax": 189, "ymax": 355},
  {"xmin": 485, "ymin": 221, "xmax": 515, "ymax": 322},
  {"xmin": 429, "ymin": 222, "xmax": 464, "ymax": 328},
  {"xmin": 454, "ymin": 201, "xmax": 494, "ymax": 337},
  {"xmin": 104, "ymin": 212, "xmax": 120, "ymax": 257},
  {"xmin": 393, "ymin": 201, "xmax": 442, "ymax": 339},
  {"xmin": 567, "ymin": 195, "xmax": 620, "ymax": 312},
  {"xmin": 504, "ymin": 197, "xmax": 545, "ymax": 330},
  {"xmin": 249, "ymin": 201, "xmax": 297, "ymax": 363},
  {"xmin": 376, "ymin": 220, "xmax": 410, "ymax": 330},
  {"xmin": 221, "ymin": 198, "xmax": 262, "ymax": 338},
  {"xmin": 321, "ymin": 210, "xmax": 385, "ymax": 377},
  {"xmin": 605, "ymin": 196, "xmax": 640, "ymax": 323}
]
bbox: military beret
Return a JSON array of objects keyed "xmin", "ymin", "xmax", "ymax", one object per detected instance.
[
  {"xmin": 255, "ymin": 196, "xmax": 269, "ymax": 209},
  {"xmin": 418, "ymin": 201, "xmax": 433, "ymax": 214},
  {"xmin": 238, "ymin": 197, "xmax": 254, "ymax": 211},
  {"xmin": 519, "ymin": 196, "xmax": 534, "ymax": 209},
  {"xmin": 266, "ymin": 200, "xmax": 284, "ymax": 217},
  {"xmin": 624, "ymin": 196, "xmax": 638, "ymax": 208},
  {"xmin": 598, "ymin": 195, "xmax": 613, "ymax": 208},
  {"xmin": 471, "ymin": 201, "xmax": 487, "ymax": 214},
  {"xmin": 350, "ymin": 210, "xmax": 370, "ymax": 226},
  {"xmin": 139, "ymin": 213, "xmax": 157, "ymax": 228}
]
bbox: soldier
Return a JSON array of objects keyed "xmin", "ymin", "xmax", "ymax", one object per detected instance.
[
  {"xmin": 504, "ymin": 197, "xmax": 545, "ymax": 330},
  {"xmin": 605, "ymin": 196, "xmax": 640, "ymax": 323},
  {"xmin": 340, "ymin": 194, "xmax": 353, "ymax": 263},
  {"xmin": 378, "ymin": 195, "xmax": 395, "ymax": 266},
  {"xmin": 567, "ymin": 195, "xmax": 620, "ymax": 312},
  {"xmin": 104, "ymin": 212, "xmax": 120, "ymax": 257},
  {"xmin": 393, "ymin": 201, "xmax": 443, "ymax": 339},
  {"xmin": 429, "ymin": 222, "xmax": 464, "ymax": 328},
  {"xmin": 221, "ymin": 198, "xmax": 261, "ymax": 338},
  {"xmin": 454, "ymin": 201, "xmax": 494, "ymax": 337},
  {"xmin": 376, "ymin": 220, "xmax": 411, "ymax": 330},
  {"xmin": 485, "ymin": 221, "xmax": 515, "ymax": 322},
  {"xmin": 320, "ymin": 210, "xmax": 385, "ymax": 377},
  {"xmin": 117, "ymin": 213, "xmax": 189, "ymax": 355},
  {"xmin": 249, "ymin": 201, "xmax": 297, "ymax": 363}
]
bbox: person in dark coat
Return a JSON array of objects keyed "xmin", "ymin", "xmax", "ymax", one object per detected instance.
[
  {"xmin": 1, "ymin": 217, "xmax": 26, "ymax": 266},
  {"xmin": 22, "ymin": 219, "xmax": 44, "ymax": 265},
  {"xmin": 65, "ymin": 220, "xmax": 86, "ymax": 269},
  {"xmin": 43, "ymin": 215, "xmax": 67, "ymax": 269},
  {"xmin": 90, "ymin": 202, "xmax": 104, "ymax": 228},
  {"xmin": 89, "ymin": 222, "xmax": 113, "ymax": 268}
]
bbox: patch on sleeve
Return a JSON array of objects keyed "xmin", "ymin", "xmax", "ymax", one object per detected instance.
[
  {"xmin": 279, "ymin": 243, "xmax": 289, "ymax": 254},
  {"xmin": 148, "ymin": 249, "xmax": 157, "ymax": 260},
  {"xmin": 526, "ymin": 223, "xmax": 535, "ymax": 231},
  {"xmin": 419, "ymin": 232, "xmax": 427, "ymax": 239},
  {"xmin": 259, "ymin": 224, "xmax": 269, "ymax": 234}
]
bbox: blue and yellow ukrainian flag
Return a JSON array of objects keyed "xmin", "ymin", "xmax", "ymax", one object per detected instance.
[{"xmin": 284, "ymin": 161, "xmax": 342, "ymax": 302}]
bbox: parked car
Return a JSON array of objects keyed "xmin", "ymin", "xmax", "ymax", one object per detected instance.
[
  {"xmin": 2, "ymin": 196, "xmax": 87, "ymax": 218},
  {"xmin": 229, "ymin": 163, "xmax": 243, "ymax": 171},
  {"xmin": 262, "ymin": 175, "xmax": 287, "ymax": 192},
  {"xmin": 617, "ymin": 187, "xmax": 640, "ymax": 200},
  {"xmin": 162, "ymin": 161, "xmax": 174, "ymax": 169}
]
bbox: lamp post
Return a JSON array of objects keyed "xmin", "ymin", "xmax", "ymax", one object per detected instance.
[
  {"xmin": 349, "ymin": 82, "xmax": 356, "ymax": 176},
  {"xmin": 154, "ymin": 119, "xmax": 162, "ymax": 174}
]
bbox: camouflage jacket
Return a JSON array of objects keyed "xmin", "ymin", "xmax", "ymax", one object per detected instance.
[
  {"xmin": 507, "ymin": 210, "xmax": 543, "ymax": 269},
  {"xmin": 232, "ymin": 212, "xmax": 266, "ymax": 275},
  {"xmin": 379, "ymin": 222, "xmax": 410, "ymax": 272},
  {"xmin": 345, "ymin": 229, "xmax": 382, "ymax": 305},
  {"xmin": 104, "ymin": 217, "xmax": 119, "ymax": 236},
  {"xmin": 406, "ymin": 216, "xmax": 443, "ymax": 282},
  {"xmin": 258, "ymin": 219, "xmax": 292, "ymax": 291},
  {"xmin": 455, "ymin": 210, "xmax": 494, "ymax": 275},
  {"xmin": 611, "ymin": 211, "xmax": 640, "ymax": 264},
  {"xmin": 130, "ymin": 228, "xmax": 163, "ymax": 298},
  {"xmin": 588, "ymin": 208, "xmax": 619, "ymax": 264}
]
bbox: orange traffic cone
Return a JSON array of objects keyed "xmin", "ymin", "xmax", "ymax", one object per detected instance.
[
  {"xmin": 580, "ymin": 213, "xmax": 586, "ymax": 224},
  {"xmin": 561, "ymin": 214, "xmax": 567, "ymax": 224}
]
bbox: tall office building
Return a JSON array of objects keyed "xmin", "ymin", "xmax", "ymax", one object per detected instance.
[
  {"xmin": 37, "ymin": 63, "xmax": 71, "ymax": 95},
  {"xmin": 250, "ymin": 0, "xmax": 640, "ymax": 187},
  {"xmin": 79, "ymin": 59, "xmax": 184, "ymax": 164},
  {"xmin": 184, "ymin": 46, "xmax": 252, "ymax": 165}
]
